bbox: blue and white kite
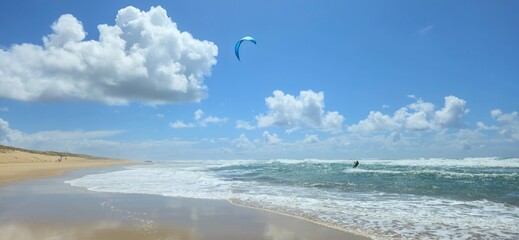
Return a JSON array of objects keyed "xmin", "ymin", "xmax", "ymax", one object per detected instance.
[{"xmin": 235, "ymin": 36, "xmax": 256, "ymax": 61}]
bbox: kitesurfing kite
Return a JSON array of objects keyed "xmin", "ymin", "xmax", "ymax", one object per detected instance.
[{"xmin": 235, "ymin": 36, "xmax": 256, "ymax": 61}]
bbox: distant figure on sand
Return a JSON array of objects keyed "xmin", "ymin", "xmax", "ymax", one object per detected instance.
[{"xmin": 353, "ymin": 160, "xmax": 359, "ymax": 168}]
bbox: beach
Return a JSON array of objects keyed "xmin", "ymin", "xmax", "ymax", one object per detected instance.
[
  {"xmin": 67, "ymin": 159, "xmax": 519, "ymax": 239},
  {"xmin": 0, "ymin": 145, "xmax": 133, "ymax": 185},
  {"xmin": 5, "ymin": 146, "xmax": 516, "ymax": 239},
  {"xmin": 0, "ymin": 147, "xmax": 368, "ymax": 240}
]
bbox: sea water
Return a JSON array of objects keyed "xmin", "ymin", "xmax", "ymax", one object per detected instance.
[{"xmin": 66, "ymin": 158, "xmax": 519, "ymax": 239}]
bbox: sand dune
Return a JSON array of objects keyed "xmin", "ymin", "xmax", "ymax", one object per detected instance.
[{"xmin": 0, "ymin": 145, "xmax": 133, "ymax": 185}]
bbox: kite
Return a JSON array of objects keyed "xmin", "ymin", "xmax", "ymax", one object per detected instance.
[{"xmin": 235, "ymin": 36, "xmax": 256, "ymax": 61}]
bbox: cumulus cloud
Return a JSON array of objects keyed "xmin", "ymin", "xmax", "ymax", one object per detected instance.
[
  {"xmin": 169, "ymin": 109, "xmax": 226, "ymax": 128},
  {"xmin": 169, "ymin": 121, "xmax": 196, "ymax": 129},
  {"xmin": 491, "ymin": 109, "xmax": 502, "ymax": 118},
  {"xmin": 0, "ymin": 6, "xmax": 218, "ymax": 105},
  {"xmin": 232, "ymin": 134, "xmax": 255, "ymax": 151},
  {"xmin": 348, "ymin": 96, "xmax": 468, "ymax": 133},
  {"xmin": 256, "ymin": 90, "xmax": 344, "ymax": 133},
  {"xmin": 476, "ymin": 121, "xmax": 496, "ymax": 130},
  {"xmin": 263, "ymin": 131, "xmax": 281, "ymax": 145},
  {"xmin": 434, "ymin": 96, "xmax": 469, "ymax": 128},
  {"xmin": 0, "ymin": 118, "xmax": 22, "ymax": 142},
  {"xmin": 490, "ymin": 109, "xmax": 519, "ymax": 141},
  {"xmin": 349, "ymin": 111, "xmax": 399, "ymax": 132},
  {"xmin": 236, "ymin": 120, "xmax": 255, "ymax": 130},
  {"xmin": 303, "ymin": 134, "xmax": 319, "ymax": 144}
]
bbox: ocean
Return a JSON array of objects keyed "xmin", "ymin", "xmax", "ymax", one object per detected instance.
[{"xmin": 66, "ymin": 158, "xmax": 519, "ymax": 239}]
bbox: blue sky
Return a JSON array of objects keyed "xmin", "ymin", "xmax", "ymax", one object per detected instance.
[{"xmin": 1, "ymin": 1, "xmax": 518, "ymax": 160}]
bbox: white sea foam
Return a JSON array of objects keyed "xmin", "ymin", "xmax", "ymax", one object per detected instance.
[
  {"xmin": 361, "ymin": 157, "xmax": 519, "ymax": 168},
  {"xmin": 66, "ymin": 159, "xmax": 519, "ymax": 239},
  {"xmin": 345, "ymin": 168, "xmax": 518, "ymax": 179},
  {"xmin": 258, "ymin": 157, "xmax": 519, "ymax": 168}
]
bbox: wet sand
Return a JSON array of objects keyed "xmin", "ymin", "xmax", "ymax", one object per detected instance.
[{"xmin": 0, "ymin": 167, "xmax": 370, "ymax": 240}]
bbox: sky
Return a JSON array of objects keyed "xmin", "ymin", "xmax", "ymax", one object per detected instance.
[{"xmin": 0, "ymin": 0, "xmax": 518, "ymax": 160}]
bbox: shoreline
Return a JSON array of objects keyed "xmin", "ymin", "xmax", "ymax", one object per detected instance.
[
  {"xmin": 0, "ymin": 168, "xmax": 369, "ymax": 240},
  {"xmin": 0, "ymin": 162, "xmax": 370, "ymax": 240},
  {"xmin": 228, "ymin": 199, "xmax": 371, "ymax": 239}
]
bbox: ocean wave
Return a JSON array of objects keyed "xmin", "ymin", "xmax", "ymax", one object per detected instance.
[
  {"xmin": 66, "ymin": 160, "xmax": 519, "ymax": 239},
  {"xmin": 344, "ymin": 168, "xmax": 519, "ymax": 179}
]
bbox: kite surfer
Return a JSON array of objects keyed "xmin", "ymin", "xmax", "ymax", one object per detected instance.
[{"xmin": 353, "ymin": 160, "xmax": 359, "ymax": 168}]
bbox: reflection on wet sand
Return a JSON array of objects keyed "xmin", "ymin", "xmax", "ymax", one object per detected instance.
[
  {"xmin": 0, "ymin": 222, "xmax": 194, "ymax": 240},
  {"xmin": 0, "ymin": 169, "xmax": 368, "ymax": 240}
]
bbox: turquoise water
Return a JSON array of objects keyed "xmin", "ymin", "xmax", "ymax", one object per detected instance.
[
  {"xmin": 214, "ymin": 159, "xmax": 519, "ymax": 206},
  {"xmin": 67, "ymin": 158, "xmax": 519, "ymax": 239}
]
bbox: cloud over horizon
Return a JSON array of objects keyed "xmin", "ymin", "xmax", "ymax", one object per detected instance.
[
  {"xmin": 170, "ymin": 109, "xmax": 227, "ymax": 128},
  {"xmin": 0, "ymin": 117, "xmax": 124, "ymax": 154},
  {"xmin": 348, "ymin": 96, "xmax": 469, "ymax": 133},
  {"xmin": 489, "ymin": 109, "xmax": 519, "ymax": 141},
  {"xmin": 0, "ymin": 6, "xmax": 218, "ymax": 105},
  {"xmin": 256, "ymin": 90, "xmax": 344, "ymax": 133},
  {"xmin": 1, "ymin": 107, "xmax": 518, "ymax": 160}
]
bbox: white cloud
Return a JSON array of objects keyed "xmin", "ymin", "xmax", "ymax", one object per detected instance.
[
  {"xmin": 390, "ymin": 132, "xmax": 401, "ymax": 142},
  {"xmin": 491, "ymin": 109, "xmax": 502, "ymax": 118},
  {"xmin": 2, "ymin": 112, "xmax": 519, "ymax": 160},
  {"xmin": 199, "ymin": 115, "xmax": 226, "ymax": 126},
  {"xmin": 453, "ymin": 129, "xmax": 483, "ymax": 151},
  {"xmin": 0, "ymin": 117, "xmax": 213, "ymax": 160},
  {"xmin": 490, "ymin": 109, "xmax": 519, "ymax": 141},
  {"xmin": 14, "ymin": 130, "xmax": 123, "ymax": 143},
  {"xmin": 476, "ymin": 121, "xmax": 495, "ymax": 130},
  {"xmin": 194, "ymin": 109, "xmax": 204, "ymax": 121},
  {"xmin": 170, "ymin": 109, "xmax": 226, "ymax": 128},
  {"xmin": 405, "ymin": 111, "xmax": 433, "ymax": 130},
  {"xmin": 303, "ymin": 134, "xmax": 319, "ymax": 144},
  {"xmin": 0, "ymin": 6, "xmax": 218, "ymax": 105},
  {"xmin": 1, "ymin": 117, "xmax": 124, "ymax": 152},
  {"xmin": 0, "ymin": 118, "xmax": 22, "ymax": 142},
  {"xmin": 43, "ymin": 14, "xmax": 86, "ymax": 48},
  {"xmin": 348, "ymin": 111, "xmax": 399, "ymax": 132},
  {"xmin": 256, "ymin": 90, "xmax": 344, "ymax": 133},
  {"xmin": 169, "ymin": 120, "xmax": 196, "ymax": 129},
  {"xmin": 348, "ymin": 96, "xmax": 468, "ymax": 133},
  {"xmin": 434, "ymin": 96, "xmax": 469, "ymax": 128},
  {"xmin": 232, "ymin": 134, "xmax": 255, "ymax": 151},
  {"xmin": 263, "ymin": 131, "xmax": 281, "ymax": 145},
  {"xmin": 236, "ymin": 120, "xmax": 255, "ymax": 130}
]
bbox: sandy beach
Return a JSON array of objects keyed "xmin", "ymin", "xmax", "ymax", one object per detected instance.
[
  {"xmin": 0, "ymin": 145, "xmax": 133, "ymax": 185},
  {"xmin": 0, "ymin": 146, "xmax": 369, "ymax": 240}
]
